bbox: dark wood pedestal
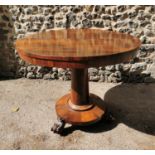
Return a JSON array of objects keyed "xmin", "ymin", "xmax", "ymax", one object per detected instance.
[{"xmin": 55, "ymin": 68, "xmax": 105, "ymax": 126}]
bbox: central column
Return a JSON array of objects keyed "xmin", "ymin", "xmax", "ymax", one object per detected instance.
[
  {"xmin": 55, "ymin": 68, "xmax": 105, "ymax": 126},
  {"xmin": 70, "ymin": 68, "xmax": 93, "ymax": 111}
]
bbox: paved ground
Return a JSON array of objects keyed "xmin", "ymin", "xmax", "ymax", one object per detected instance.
[{"xmin": 0, "ymin": 79, "xmax": 155, "ymax": 149}]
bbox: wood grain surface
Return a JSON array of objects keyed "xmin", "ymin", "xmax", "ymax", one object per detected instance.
[
  {"xmin": 15, "ymin": 29, "xmax": 141, "ymax": 68},
  {"xmin": 15, "ymin": 29, "xmax": 141, "ymax": 127},
  {"xmin": 56, "ymin": 93, "xmax": 105, "ymax": 125}
]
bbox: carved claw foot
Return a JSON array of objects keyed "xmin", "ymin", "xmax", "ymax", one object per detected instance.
[{"xmin": 51, "ymin": 117, "xmax": 66, "ymax": 134}]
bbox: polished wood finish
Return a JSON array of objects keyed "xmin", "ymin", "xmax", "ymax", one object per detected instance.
[
  {"xmin": 56, "ymin": 68, "xmax": 105, "ymax": 125},
  {"xmin": 71, "ymin": 69, "xmax": 89, "ymax": 106},
  {"xmin": 15, "ymin": 29, "xmax": 141, "ymax": 130},
  {"xmin": 15, "ymin": 29, "xmax": 141, "ymax": 68},
  {"xmin": 56, "ymin": 93, "xmax": 105, "ymax": 125},
  {"xmin": 18, "ymin": 49, "xmax": 138, "ymax": 68}
]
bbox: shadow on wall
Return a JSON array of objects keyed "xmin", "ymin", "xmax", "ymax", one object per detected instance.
[
  {"xmin": 0, "ymin": 6, "xmax": 16, "ymax": 79},
  {"xmin": 60, "ymin": 82, "xmax": 155, "ymax": 136}
]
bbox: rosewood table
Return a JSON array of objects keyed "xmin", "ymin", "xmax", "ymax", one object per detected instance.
[{"xmin": 15, "ymin": 29, "xmax": 141, "ymax": 134}]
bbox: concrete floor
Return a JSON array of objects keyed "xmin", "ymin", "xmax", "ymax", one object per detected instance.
[{"xmin": 0, "ymin": 79, "xmax": 155, "ymax": 149}]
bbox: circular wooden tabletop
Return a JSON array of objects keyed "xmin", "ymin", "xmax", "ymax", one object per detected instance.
[{"xmin": 15, "ymin": 29, "xmax": 141, "ymax": 68}]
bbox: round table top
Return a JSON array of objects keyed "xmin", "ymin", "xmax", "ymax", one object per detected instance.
[{"xmin": 15, "ymin": 29, "xmax": 141, "ymax": 68}]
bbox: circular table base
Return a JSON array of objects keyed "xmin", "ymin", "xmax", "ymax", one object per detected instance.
[{"xmin": 56, "ymin": 93, "xmax": 106, "ymax": 125}]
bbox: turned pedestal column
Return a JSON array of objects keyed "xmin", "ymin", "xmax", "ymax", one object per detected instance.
[{"xmin": 56, "ymin": 68, "xmax": 105, "ymax": 125}]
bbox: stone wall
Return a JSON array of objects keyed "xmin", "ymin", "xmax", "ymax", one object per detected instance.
[
  {"xmin": 0, "ymin": 6, "xmax": 16, "ymax": 78},
  {"xmin": 6, "ymin": 6, "xmax": 155, "ymax": 82}
]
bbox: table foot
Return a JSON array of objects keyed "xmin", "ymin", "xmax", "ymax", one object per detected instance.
[
  {"xmin": 55, "ymin": 93, "xmax": 106, "ymax": 126},
  {"xmin": 51, "ymin": 117, "xmax": 66, "ymax": 134}
]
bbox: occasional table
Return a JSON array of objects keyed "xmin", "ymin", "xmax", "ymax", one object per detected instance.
[{"xmin": 15, "ymin": 29, "xmax": 141, "ymax": 134}]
